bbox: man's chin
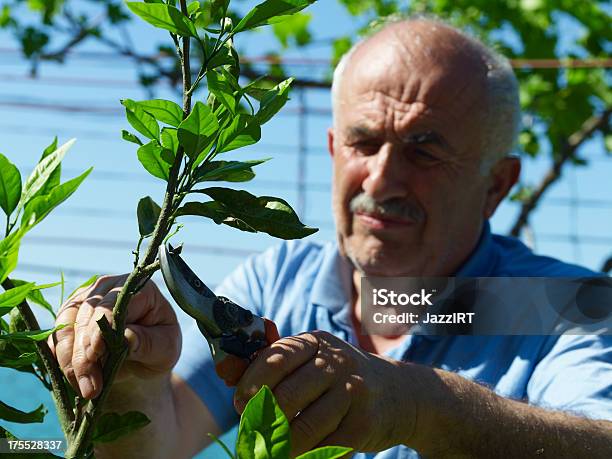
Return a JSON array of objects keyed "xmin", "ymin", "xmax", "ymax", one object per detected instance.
[{"xmin": 344, "ymin": 241, "xmax": 423, "ymax": 277}]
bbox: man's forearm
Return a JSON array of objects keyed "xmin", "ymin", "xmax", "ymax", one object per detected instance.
[
  {"xmin": 403, "ymin": 364, "xmax": 612, "ymax": 458},
  {"xmin": 93, "ymin": 374, "xmax": 188, "ymax": 459}
]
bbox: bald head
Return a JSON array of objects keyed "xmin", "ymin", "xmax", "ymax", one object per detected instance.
[{"xmin": 332, "ymin": 18, "xmax": 520, "ymax": 172}]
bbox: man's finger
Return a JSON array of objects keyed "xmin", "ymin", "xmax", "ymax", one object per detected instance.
[
  {"xmin": 273, "ymin": 355, "xmax": 336, "ymax": 420},
  {"xmin": 71, "ymin": 295, "xmax": 103, "ymax": 399},
  {"xmin": 124, "ymin": 323, "xmax": 181, "ymax": 372},
  {"xmin": 53, "ymin": 301, "xmax": 80, "ymax": 389},
  {"xmin": 289, "ymin": 386, "xmax": 351, "ymax": 457},
  {"xmin": 234, "ymin": 333, "xmax": 319, "ymax": 409}
]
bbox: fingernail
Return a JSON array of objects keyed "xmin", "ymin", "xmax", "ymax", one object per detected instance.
[{"xmin": 78, "ymin": 376, "xmax": 94, "ymax": 398}]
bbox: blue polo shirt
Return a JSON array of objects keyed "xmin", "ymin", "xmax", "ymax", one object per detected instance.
[{"xmin": 174, "ymin": 222, "xmax": 612, "ymax": 458}]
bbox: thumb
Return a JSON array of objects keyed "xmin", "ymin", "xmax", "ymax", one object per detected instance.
[{"xmin": 124, "ymin": 324, "xmax": 181, "ymax": 373}]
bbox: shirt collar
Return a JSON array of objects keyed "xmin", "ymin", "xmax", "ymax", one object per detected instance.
[
  {"xmin": 311, "ymin": 220, "xmax": 497, "ymax": 313},
  {"xmin": 455, "ymin": 220, "xmax": 497, "ymax": 277},
  {"xmin": 310, "ymin": 242, "xmax": 354, "ymax": 319}
]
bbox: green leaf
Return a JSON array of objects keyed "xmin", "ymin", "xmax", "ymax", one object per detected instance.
[
  {"xmin": 122, "ymin": 130, "xmax": 143, "ymax": 146},
  {"xmin": 237, "ymin": 429, "xmax": 269, "ymax": 459},
  {"xmin": 202, "ymin": 187, "xmax": 317, "ymax": 239},
  {"xmin": 187, "ymin": 1, "xmax": 200, "ymax": 17},
  {"xmin": 0, "ymin": 323, "xmax": 67, "ymax": 342},
  {"xmin": 36, "ymin": 136, "xmax": 61, "ymax": 197},
  {"xmin": 207, "ymin": 70, "xmax": 238, "ymax": 114},
  {"xmin": 0, "ymin": 283, "xmax": 35, "ymax": 318},
  {"xmin": 244, "ymin": 76, "xmax": 276, "ymax": 101},
  {"xmin": 0, "ymin": 284, "xmax": 35, "ymax": 319},
  {"xmin": 8, "ymin": 307, "xmax": 26, "ymax": 334},
  {"xmin": 92, "ymin": 411, "xmax": 151, "ymax": 444},
  {"xmin": 0, "ymin": 153, "xmax": 22, "ymax": 217},
  {"xmin": 204, "ymin": 38, "xmax": 238, "ymax": 71},
  {"xmin": 121, "ymin": 99, "xmax": 160, "ymax": 141},
  {"xmin": 137, "ymin": 196, "xmax": 162, "ymax": 237},
  {"xmin": 177, "ymin": 102, "xmax": 219, "ymax": 160},
  {"xmin": 0, "ymin": 350, "xmax": 38, "ymax": 369},
  {"xmin": 295, "ymin": 446, "xmax": 353, "ymax": 459},
  {"xmin": 234, "ymin": 0, "xmax": 316, "ymax": 33},
  {"xmin": 217, "ymin": 114, "xmax": 261, "ymax": 153},
  {"xmin": 10, "ymin": 279, "xmax": 56, "ymax": 318},
  {"xmin": 0, "ymin": 228, "xmax": 25, "ymax": 283},
  {"xmin": 66, "ymin": 274, "xmax": 99, "ymax": 301},
  {"xmin": 126, "ymin": 2, "xmax": 197, "ymax": 37},
  {"xmin": 137, "ymin": 141, "xmax": 170, "ymax": 181},
  {"xmin": 0, "ymin": 336, "xmax": 38, "ymax": 375},
  {"xmin": 176, "ymin": 201, "xmax": 257, "ymax": 232},
  {"xmin": 60, "ymin": 270, "xmax": 65, "ymax": 306},
  {"xmin": 161, "ymin": 128, "xmax": 179, "ymax": 157},
  {"xmin": 272, "ymin": 12, "xmax": 311, "ymax": 48},
  {"xmin": 19, "ymin": 138, "xmax": 75, "ymax": 212},
  {"xmin": 331, "ymin": 36, "xmax": 352, "ymax": 67},
  {"xmin": 21, "ymin": 168, "xmax": 92, "ymax": 229},
  {"xmin": 236, "ymin": 386, "xmax": 290, "ymax": 459},
  {"xmin": 194, "ymin": 159, "xmax": 269, "ymax": 183},
  {"xmin": 0, "ymin": 400, "xmax": 46, "ymax": 423},
  {"xmin": 256, "ymin": 78, "xmax": 293, "ymax": 125},
  {"xmin": 136, "ymin": 99, "xmax": 184, "ymax": 127},
  {"xmin": 210, "ymin": 0, "xmax": 230, "ymax": 19}
]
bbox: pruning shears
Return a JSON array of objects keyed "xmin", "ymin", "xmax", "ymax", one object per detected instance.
[{"xmin": 158, "ymin": 244, "xmax": 279, "ymax": 386}]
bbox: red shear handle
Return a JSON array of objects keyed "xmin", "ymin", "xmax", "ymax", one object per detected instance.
[{"xmin": 214, "ymin": 318, "xmax": 280, "ymax": 386}]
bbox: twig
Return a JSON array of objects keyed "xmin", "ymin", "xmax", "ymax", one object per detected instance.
[
  {"xmin": 509, "ymin": 108, "xmax": 611, "ymax": 237},
  {"xmin": 1, "ymin": 278, "xmax": 75, "ymax": 436},
  {"xmin": 41, "ymin": 12, "xmax": 107, "ymax": 63}
]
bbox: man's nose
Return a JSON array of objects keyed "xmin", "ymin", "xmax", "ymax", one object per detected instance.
[{"xmin": 361, "ymin": 143, "xmax": 409, "ymax": 202}]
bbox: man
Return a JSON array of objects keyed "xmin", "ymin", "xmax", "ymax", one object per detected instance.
[{"xmin": 50, "ymin": 18, "xmax": 612, "ymax": 458}]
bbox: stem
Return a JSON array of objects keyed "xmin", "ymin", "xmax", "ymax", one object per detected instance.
[
  {"xmin": 509, "ymin": 108, "xmax": 611, "ymax": 237},
  {"xmin": 133, "ymin": 235, "xmax": 145, "ymax": 268},
  {"xmin": 65, "ymin": 2, "xmax": 194, "ymax": 456},
  {"xmin": 1, "ymin": 278, "xmax": 75, "ymax": 436}
]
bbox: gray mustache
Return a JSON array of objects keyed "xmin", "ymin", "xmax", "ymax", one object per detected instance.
[{"xmin": 349, "ymin": 193, "xmax": 424, "ymax": 222}]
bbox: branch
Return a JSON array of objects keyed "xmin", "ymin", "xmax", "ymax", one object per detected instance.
[
  {"xmin": 509, "ymin": 108, "xmax": 611, "ymax": 237},
  {"xmin": 40, "ymin": 11, "xmax": 106, "ymax": 63},
  {"xmin": 93, "ymin": 34, "xmax": 181, "ymax": 87},
  {"xmin": 1, "ymin": 278, "xmax": 75, "ymax": 435},
  {"xmin": 66, "ymin": 3, "xmax": 193, "ymax": 456}
]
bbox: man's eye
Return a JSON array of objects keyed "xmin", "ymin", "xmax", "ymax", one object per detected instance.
[
  {"xmin": 352, "ymin": 141, "xmax": 381, "ymax": 155},
  {"xmin": 412, "ymin": 149, "xmax": 439, "ymax": 163}
]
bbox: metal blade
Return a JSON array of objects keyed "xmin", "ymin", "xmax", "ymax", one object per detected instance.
[{"xmin": 158, "ymin": 244, "xmax": 223, "ymax": 338}]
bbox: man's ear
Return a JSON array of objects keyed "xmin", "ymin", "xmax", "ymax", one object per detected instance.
[
  {"xmin": 327, "ymin": 127, "xmax": 335, "ymax": 158},
  {"xmin": 483, "ymin": 156, "xmax": 521, "ymax": 219}
]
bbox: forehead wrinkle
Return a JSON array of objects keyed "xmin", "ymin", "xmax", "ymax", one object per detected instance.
[{"xmin": 348, "ymin": 90, "xmax": 430, "ymax": 133}]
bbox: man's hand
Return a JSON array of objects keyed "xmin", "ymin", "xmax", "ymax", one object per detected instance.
[
  {"xmin": 48, "ymin": 275, "xmax": 182, "ymax": 399},
  {"xmin": 233, "ymin": 331, "xmax": 416, "ymax": 456}
]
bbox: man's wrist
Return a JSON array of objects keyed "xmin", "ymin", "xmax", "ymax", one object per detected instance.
[
  {"xmin": 394, "ymin": 362, "xmax": 460, "ymax": 454},
  {"xmin": 105, "ymin": 371, "xmax": 172, "ymax": 411}
]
